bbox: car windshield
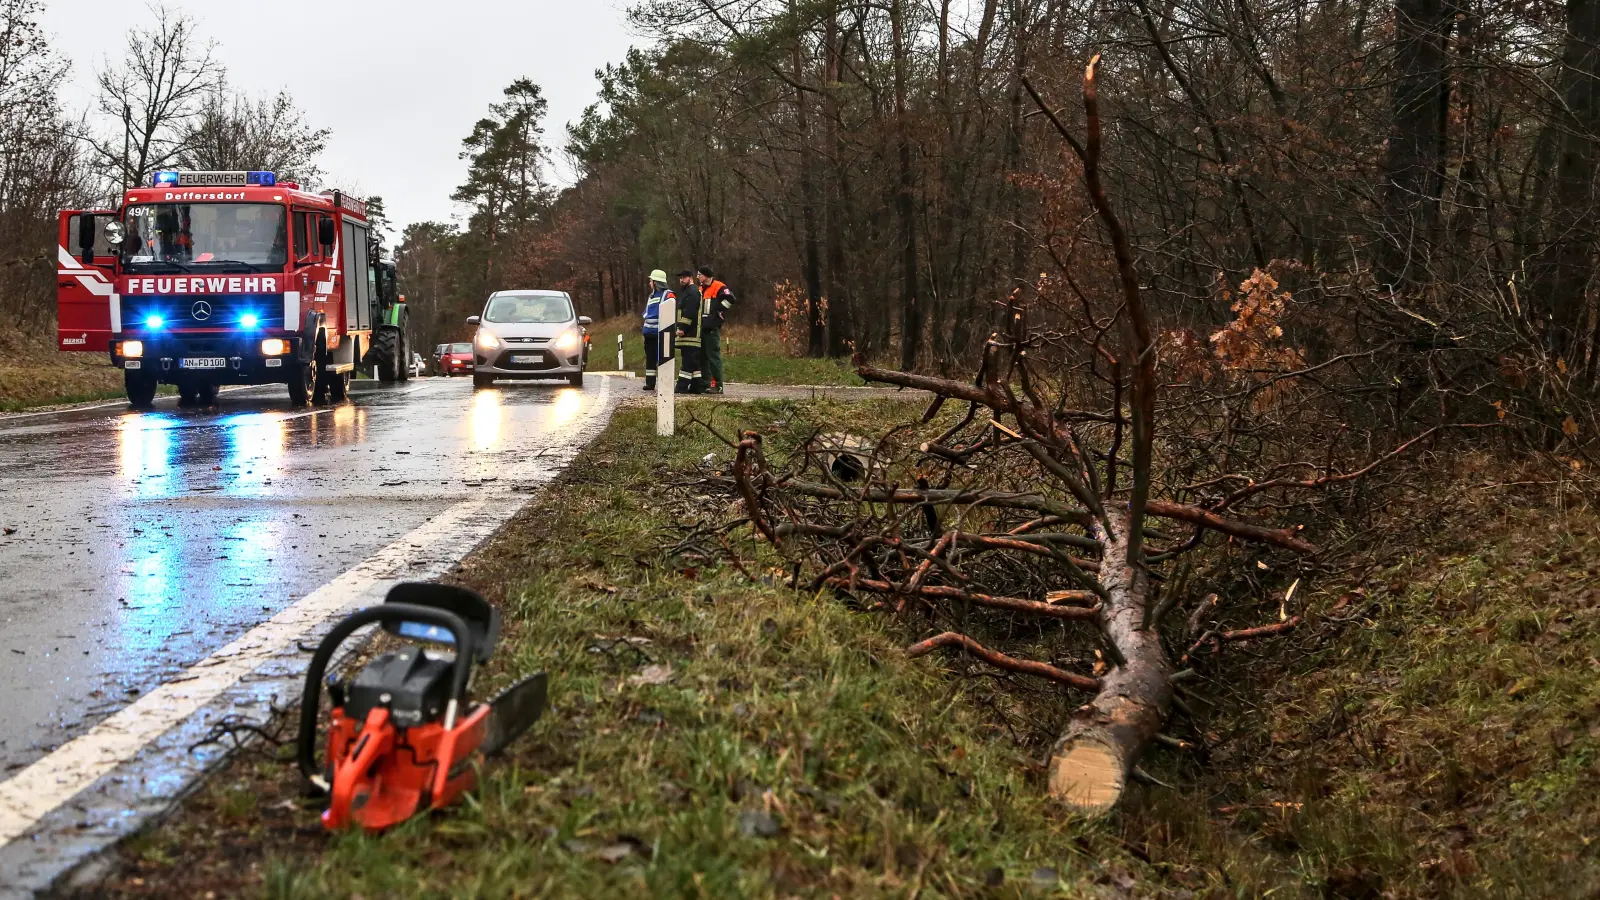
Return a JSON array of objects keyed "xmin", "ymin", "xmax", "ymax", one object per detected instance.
[
  {"xmin": 450, "ymin": 343, "xmax": 472, "ymax": 353},
  {"xmin": 484, "ymin": 294, "xmax": 572, "ymax": 324},
  {"xmin": 121, "ymin": 202, "xmax": 287, "ymax": 272}
]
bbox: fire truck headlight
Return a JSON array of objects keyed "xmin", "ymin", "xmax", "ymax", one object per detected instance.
[
  {"xmin": 121, "ymin": 340, "xmax": 144, "ymax": 359},
  {"xmin": 144, "ymin": 315, "xmax": 163, "ymax": 329},
  {"xmin": 260, "ymin": 339, "xmax": 290, "ymax": 356},
  {"xmin": 240, "ymin": 314, "xmax": 258, "ymax": 329}
]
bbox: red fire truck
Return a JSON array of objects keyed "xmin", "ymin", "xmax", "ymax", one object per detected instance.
[{"xmin": 57, "ymin": 170, "xmax": 413, "ymax": 407}]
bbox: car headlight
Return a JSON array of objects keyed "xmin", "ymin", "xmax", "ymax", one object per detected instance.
[
  {"xmin": 553, "ymin": 329, "xmax": 581, "ymax": 353},
  {"xmin": 476, "ymin": 330, "xmax": 500, "ymax": 351}
]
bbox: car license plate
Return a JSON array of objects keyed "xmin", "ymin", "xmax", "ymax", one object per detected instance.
[
  {"xmin": 511, "ymin": 354, "xmax": 541, "ymax": 364},
  {"xmin": 180, "ymin": 357, "xmax": 227, "ymax": 369}
]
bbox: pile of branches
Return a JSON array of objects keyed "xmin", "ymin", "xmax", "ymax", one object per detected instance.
[{"xmin": 719, "ymin": 57, "xmax": 1461, "ymax": 816}]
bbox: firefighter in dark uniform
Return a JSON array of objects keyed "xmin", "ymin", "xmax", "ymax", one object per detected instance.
[
  {"xmin": 674, "ymin": 270, "xmax": 707, "ymax": 393},
  {"xmin": 696, "ymin": 266, "xmax": 735, "ymax": 394},
  {"xmin": 642, "ymin": 268, "xmax": 674, "ymax": 390}
]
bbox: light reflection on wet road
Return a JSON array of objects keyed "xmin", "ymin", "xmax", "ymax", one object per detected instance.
[{"xmin": 0, "ymin": 378, "xmax": 610, "ymax": 774}]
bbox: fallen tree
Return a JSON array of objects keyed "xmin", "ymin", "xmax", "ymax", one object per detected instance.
[{"xmin": 720, "ymin": 56, "xmax": 1462, "ymax": 817}]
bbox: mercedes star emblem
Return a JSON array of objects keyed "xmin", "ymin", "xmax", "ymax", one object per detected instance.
[{"xmin": 191, "ymin": 300, "xmax": 212, "ymax": 321}]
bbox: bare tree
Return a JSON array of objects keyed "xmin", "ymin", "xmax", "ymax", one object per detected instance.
[
  {"xmin": 90, "ymin": 4, "xmax": 223, "ymax": 192},
  {"xmin": 0, "ymin": 0, "xmax": 88, "ymax": 325},
  {"xmin": 178, "ymin": 86, "xmax": 329, "ymax": 186}
]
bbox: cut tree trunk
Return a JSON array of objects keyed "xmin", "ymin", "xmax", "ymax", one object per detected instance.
[{"xmin": 1047, "ymin": 510, "xmax": 1173, "ymax": 815}]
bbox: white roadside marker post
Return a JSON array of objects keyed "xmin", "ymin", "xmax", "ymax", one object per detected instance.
[
  {"xmin": 656, "ymin": 296, "xmax": 677, "ymax": 436},
  {"xmin": 617, "ymin": 334, "xmax": 625, "ymax": 372}
]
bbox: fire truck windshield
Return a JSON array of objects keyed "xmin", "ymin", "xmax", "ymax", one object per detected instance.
[{"xmin": 120, "ymin": 202, "xmax": 288, "ymax": 273}]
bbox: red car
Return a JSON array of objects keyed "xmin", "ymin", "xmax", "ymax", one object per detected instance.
[{"xmin": 442, "ymin": 342, "xmax": 474, "ymax": 376}]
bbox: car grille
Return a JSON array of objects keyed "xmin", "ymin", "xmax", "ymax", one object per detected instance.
[
  {"xmin": 152, "ymin": 336, "xmax": 261, "ymax": 356},
  {"xmin": 501, "ymin": 336, "xmax": 550, "ymax": 345},
  {"xmin": 493, "ymin": 349, "xmax": 559, "ymax": 370},
  {"xmin": 125, "ymin": 295, "xmax": 284, "ymax": 330}
]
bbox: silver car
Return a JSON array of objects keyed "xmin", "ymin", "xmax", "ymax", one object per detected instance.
[{"xmin": 467, "ymin": 290, "xmax": 591, "ymax": 389}]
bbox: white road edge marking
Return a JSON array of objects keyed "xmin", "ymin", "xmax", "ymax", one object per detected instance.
[
  {"xmin": 0, "ymin": 377, "xmax": 433, "ymax": 424},
  {"xmin": 0, "ymin": 376, "xmax": 611, "ymax": 847}
]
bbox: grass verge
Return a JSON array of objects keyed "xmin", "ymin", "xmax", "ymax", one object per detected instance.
[
  {"xmin": 74, "ymin": 405, "xmax": 1600, "ymax": 899},
  {"xmin": 587, "ymin": 318, "xmax": 861, "ymax": 386},
  {"xmin": 0, "ymin": 326, "xmax": 129, "ymax": 411},
  {"xmin": 1119, "ymin": 468, "xmax": 1600, "ymax": 898},
  {"xmin": 81, "ymin": 399, "xmax": 1142, "ymax": 898}
]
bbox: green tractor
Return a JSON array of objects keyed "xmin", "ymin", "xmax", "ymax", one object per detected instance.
[{"xmin": 364, "ymin": 252, "xmax": 411, "ymax": 383}]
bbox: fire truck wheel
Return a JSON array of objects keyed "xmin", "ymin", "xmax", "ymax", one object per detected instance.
[
  {"xmin": 198, "ymin": 382, "xmax": 219, "ymax": 404},
  {"xmin": 287, "ymin": 360, "xmax": 313, "ymax": 407},
  {"xmin": 329, "ymin": 370, "xmax": 350, "ymax": 402},
  {"xmin": 124, "ymin": 371, "xmax": 157, "ymax": 409},
  {"xmin": 178, "ymin": 382, "xmax": 200, "ymax": 406}
]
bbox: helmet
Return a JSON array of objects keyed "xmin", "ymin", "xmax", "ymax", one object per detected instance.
[{"xmin": 649, "ymin": 269, "xmax": 668, "ymax": 284}]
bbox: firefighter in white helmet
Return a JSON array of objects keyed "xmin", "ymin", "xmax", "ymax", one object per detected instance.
[{"xmin": 641, "ymin": 269, "xmax": 674, "ymax": 390}]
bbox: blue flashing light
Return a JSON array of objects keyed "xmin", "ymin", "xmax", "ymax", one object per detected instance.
[
  {"xmin": 246, "ymin": 171, "xmax": 277, "ymax": 186},
  {"xmin": 144, "ymin": 315, "xmax": 164, "ymax": 329},
  {"xmin": 240, "ymin": 314, "xmax": 259, "ymax": 329},
  {"xmin": 151, "ymin": 171, "xmax": 179, "ymax": 186}
]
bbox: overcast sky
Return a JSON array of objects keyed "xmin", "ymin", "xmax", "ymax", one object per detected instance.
[{"xmin": 41, "ymin": 0, "xmax": 638, "ymax": 234}]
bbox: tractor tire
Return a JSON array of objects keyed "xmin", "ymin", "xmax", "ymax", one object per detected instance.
[
  {"xmin": 396, "ymin": 327, "xmax": 412, "ymax": 382},
  {"xmin": 125, "ymin": 370, "xmax": 157, "ymax": 409},
  {"xmin": 372, "ymin": 327, "xmax": 402, "ymax": 383}
]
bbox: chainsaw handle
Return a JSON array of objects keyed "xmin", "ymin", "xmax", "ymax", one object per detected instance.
[{"xmin": 296, "ymin": 603, "xmax": 476, "ymax": 791}]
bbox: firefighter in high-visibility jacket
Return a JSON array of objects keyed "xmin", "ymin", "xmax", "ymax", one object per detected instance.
[
  {"xmin": 641, "ymin": 269, "xmax": 674, "ymax": 391},
  {"xmin": 696, "ymin": 266, "xmax": 735, "ymax": 394},
  {"xmin": 674, "ymin": 270, "xmax": 707, "ymax": 393}
]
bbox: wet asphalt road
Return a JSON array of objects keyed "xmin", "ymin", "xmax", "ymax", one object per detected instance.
[{"xmin": 0, "ymin": 376, "xmax": 612, "ymax": 776}]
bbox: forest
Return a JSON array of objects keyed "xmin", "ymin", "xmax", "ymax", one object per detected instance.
[
  {"xmin": 389, "ymin": 0, "xmax": 1594, "ymax": 451},
  {"xmin": 6, "ymin": 0, "xmax": 1600, "ymax": 451}
]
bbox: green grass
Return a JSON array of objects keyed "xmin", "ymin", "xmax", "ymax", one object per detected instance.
[
  {"xmin": 96, "ymin": 400, "xmax": 1139, "ymax": 898},
  {"xmin": 83, "ymin": 407, "xmax": 1600, "ymax": 899},
  {"xmin": 587, "ymin": 317, "xmax": 862, "ymax": 386},
  {"xmin": 1119, "ymin": 473, "xmax": 1600, "ymax": 898}
]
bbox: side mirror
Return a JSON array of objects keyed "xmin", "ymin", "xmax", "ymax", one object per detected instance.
[
  {"xmin": 318, "ymin": 216, "xmax": 336, "ymax": 250},
  {"xmin": 77, "ymin": 214, "xmax": 96, "ymax": 263},
  {"xmin": 578, "ymin": 316, "xmax": 593, "ymax": 326},
  {"xmin": 466, "ymin": 315, "xmax": 481, "ymax": 325},
  {"xmin": 103, "ymin": 219, "xmax": 126, "ymax": 254}
]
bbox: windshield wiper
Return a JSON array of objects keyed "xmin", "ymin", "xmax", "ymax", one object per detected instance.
[
  {"xmin": 126, "ymin": 259, "xmax": 195, "ymax": 273},
  {"xmin": 191, "ymin": 260, "xmax": 272, "ymax": 273}
]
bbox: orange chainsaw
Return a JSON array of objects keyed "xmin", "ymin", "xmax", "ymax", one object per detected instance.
[{"xmin": 295, "ymin": 582, "xmax": 548, "ymax": 832}]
